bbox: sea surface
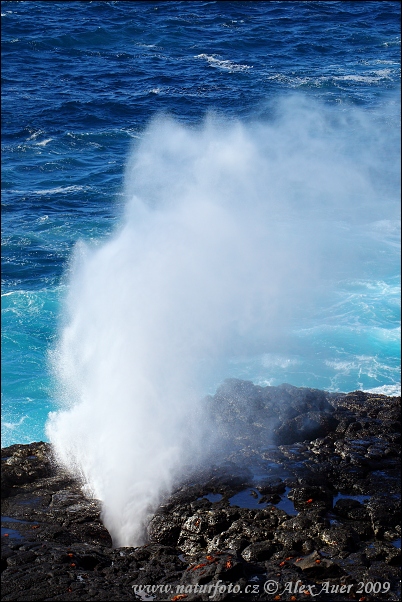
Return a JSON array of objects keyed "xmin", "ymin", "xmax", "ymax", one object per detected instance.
[{"xmin": 2, "ymin": 1, "xmax": 401, "ymax": 448}]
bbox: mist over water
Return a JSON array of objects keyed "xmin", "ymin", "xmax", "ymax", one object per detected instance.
[{"xmin": 47, "ymin": 96, "xmax": 400, "ymax": 547}]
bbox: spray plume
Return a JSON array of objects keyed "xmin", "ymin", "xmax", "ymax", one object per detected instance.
[{"xmin": 47, "ymin": 95, "xmax": 400, "ymax": 546}]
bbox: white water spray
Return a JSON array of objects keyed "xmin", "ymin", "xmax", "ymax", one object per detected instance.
[{"xmin": 47, "ymin": 95, "xmax": 400, "ymax": 546}]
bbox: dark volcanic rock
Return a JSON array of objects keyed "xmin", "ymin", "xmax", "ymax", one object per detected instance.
[
  {"xmin": 1, "ymin": 442, "xmax": 53, "ymax": 497},
  {"xmin": 206, "ymin": 379, "xmax": 339, "ymax": 448},
  {"xmin": 273, "ymin": 410, "xmax": 339, "ymax": 445},
  {"xmin": 2, "ymin": 382, "xmax": 401, "ymax": 600}
]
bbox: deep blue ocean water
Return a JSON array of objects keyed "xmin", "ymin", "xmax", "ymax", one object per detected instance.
[{"xmin": 2, "ymin": 1, "xmax": 401, "ymax": 448}]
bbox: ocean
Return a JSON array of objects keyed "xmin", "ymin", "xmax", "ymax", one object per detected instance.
[{"xmin": 2, "ymin": 0, "xmax": 401, "ymax": 451}]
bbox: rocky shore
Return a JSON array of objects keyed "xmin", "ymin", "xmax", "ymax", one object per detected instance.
[{"xmin": 2, "ymin": 381, "xmax": 401, "ymax": 601}]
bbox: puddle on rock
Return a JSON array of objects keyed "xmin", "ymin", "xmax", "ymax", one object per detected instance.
[
  {"xmin": 229, "ymin": 488, "xmax": 263, "ymax": 509},
  {"xmin": 1, "ymin": 515, "xmax": 39, "ymax": 540},
  {"xmin": 333, "ymin": 493, "xmax": 370, "ymax": 504},
  {"xmin": 199, "ymin": 493, "xmax": 223, "ymax": 503},
  {"xmin": 2, "ymin": 516, "xmax": 33, "ymax": 524},
  {"xmin": 275, "ymin": 487, "xmax": 298, "ymax": 516},
  {"xmin": 1, "ymin": 517, "xmax": 29, "ymax": 541},
  {"xmin": 228, "ymin": 487, "xmax": 298, "ymax": 516},
  {"xmin": 2, "ymin": 527, "xmax": 25, "ymax": 540},
  {"xmin": 178, "ymin": 554, "xmax": 188, "ymax": 563}
]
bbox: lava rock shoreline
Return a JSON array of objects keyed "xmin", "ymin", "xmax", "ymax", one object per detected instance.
[{"xmin": 1, "ymin": 381, "xmax": 401, "ymax": 601}]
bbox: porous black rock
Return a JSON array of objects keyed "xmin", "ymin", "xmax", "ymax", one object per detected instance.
[{"xmin": 2, "ymin": 382, "xmax": 401, "ymax": 600}]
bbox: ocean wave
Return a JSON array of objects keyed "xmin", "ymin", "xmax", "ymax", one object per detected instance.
[
  {"xmin": 325, "ymin": 356, "xmax": 377, "ymax": 373},
  {"xmin": 26, "ymin": 129, "xmax": 45, "ymax": 141},
  {"xmin": 334, "ymin": 70, "xmax": 393, "ymax": 82},
  {"xmin": 364, "ymin": 384, "xmax": 401, "ymax": 396},
  {"xmin": 382, "ymin": 37, "xmax": 401, "ymax": 47},
  {"xmin": 195, "ymin": 53, "xmax": 252, "ymax": 73},
  {"xmin": 325, "ymin": 354, "xmax": 400, "ymax": 382},
  {"xmin": 324, "ymin": 356, "xmax": 401, "ymax": 395},
  {"xmin": 266, "ymin": 69, "xmax": 397, "ymax": 87},
  {"xmin": 360, "ymin": 59, "xmax": 400, "ymax": 65},
  {"xmin": 35, "ymin": 138, "xmax": 53, "ymax": 147},
  {"xmin": 6, "ymin": 185, "xmax": 92, "ymax": 196},
  {"xmin": 340, "ymin": 285, "xmax": 398, "ymax": 302},
  {"xmin": 34, "ymin": 185, "xmax": 91, "ymax": 195}
]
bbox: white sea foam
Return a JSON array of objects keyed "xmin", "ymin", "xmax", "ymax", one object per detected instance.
[
  {"xmin": 325, "ymin": 353, "xmax": 400, "ymax": 389},
  {"xmin": 325, "ymin": 357, "xmax": 373, "ymax": 373},
  {"xmin": 195, "ymin": 53, "xmax": 252, "ymax": 72},
  {"xmin": 35, "ymin": 138, "xmax": 53, "ymax": 147},
  {"xmin": 9, "ymin": 185, "xmax": 90, "ymax": 195},
  {"xmin": 37, "ymin": 215, "xmax": 49, "ymax": 223},
  {"xmin": 266, "ymin": 70, "xmax": 395, "ymax": 87},
  {"xmin": 365, "ymin": 384, "xmax": 401, "ymax": 396},
  {"xmin": 334, "ymin": 71, "xmax": 392, "ymax": 83},
  {"xmin": 3, "ymin": 416, "xmax": 28, "ymax": 430},
  {"xmin": 34, "ymin": 185, "xmax": 90, "ymax": 195},
  {"xmin": 47, "ymin": 95, "xmax": 400, "ymax": 547}
]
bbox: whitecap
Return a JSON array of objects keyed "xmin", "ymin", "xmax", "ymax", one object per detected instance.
[
  {"xmin": 266, "ymin": 72, "xmax": 309, "ymax": 82},
  {"xmin": 33, "ymin": 185, "xmax": 91, "ymax": 195},
  {"xmin": 26, "ymin": 129, "xmax": 44, "ymax": 141},
  {"xmin": 135, "ymin": 43, "xmax": 157, "ymax": 48},
  {"xmin": 195, "ymin": 53, "xmax": 252, "ymax": 73},
  {"xmin": 266, "ymin": 71, "xmax": 395, "ymax": 88},
  {"xmin": 36, "ymin": 215, "xmax": 49, "ymax": 223},
  {"xmin": 35, "ymin": 138, "xmax": 53, "ymax": 147},
  {"xmin": 325, "ymin": 354, "xmax": 400, "ymax": 385},
  {"xmin": 382, "ymin": 38, "xmax": 401, "ymax": 48},
  {"xmin": 334, "ymin": 72, "xmax": 392, "ymax": 83},
  {"xmin": 364, "ymin": 384, "xmax": 401, "ymax": 396}
]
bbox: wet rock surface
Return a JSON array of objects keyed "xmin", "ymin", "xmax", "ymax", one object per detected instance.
[{"xmin": 1, "ymin": 381, "xmax": 401, "ymax": 600}]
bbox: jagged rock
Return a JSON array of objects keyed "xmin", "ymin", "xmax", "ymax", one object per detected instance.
[{"xmin": 2, "ymin": 383, "xmax": 401, "ymax": 600}]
